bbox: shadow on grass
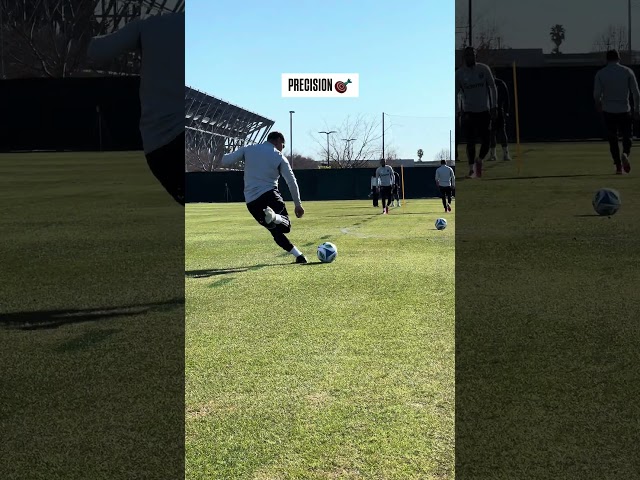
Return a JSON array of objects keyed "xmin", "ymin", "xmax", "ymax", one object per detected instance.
[
  {"xmin": 481, "ymin": 173, "xmax": 613, "ymax": 182},
  {"xmin": 574, "ymin": 214, "xmax": 608, "ymax": 217},
  {"xmin": 186, "ymin": 262, "xmax": 299, "ymax": 279},
  {"xmin": 0, "ymin": 298, "xmax": 183, "ymax": 331}
]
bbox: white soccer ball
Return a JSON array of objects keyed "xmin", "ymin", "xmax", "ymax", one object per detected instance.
[
  {"xmin": 592, "ymin": 188, "xmax": 621, "ymax": 216},
  {"xmin": 435, "ymin": 218, "xmax": 447, "ymax": 230},
  {"xmin": 317, "ymin": 242, "xmax": 338, "ymax": 263}
]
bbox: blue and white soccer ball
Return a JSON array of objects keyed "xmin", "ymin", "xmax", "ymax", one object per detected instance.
[
  {"xmin": 317, "ymin": 242, "xmax": 338, "ymax": 263},
  {"xmin": 592, "ymin": 188, "xmax": 621, "ymax": 216},
  {"xmin": 435, "ymin": 218, "xmax": 447, "ymax": 230}
]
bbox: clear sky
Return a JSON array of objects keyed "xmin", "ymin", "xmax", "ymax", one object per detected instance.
[
  {"xmin": 456, "ymin": 0, "xmax": 639, "ymax": 53},
  {"xmin": 186, "ymin": 0, "xmax": 455, "ymax": 162}
]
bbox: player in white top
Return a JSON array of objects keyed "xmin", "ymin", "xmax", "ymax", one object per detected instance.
[
  {"xmin": 376, "ymin": 159, "xmax": 395, "ymax": 214},
  {"xmin": 222, "ymin": 131, "xmax": 308, "ymax": 263},
  {"xmin": 594, "ymin": 49, "xmax": 640, "ymax": 174},
  {"xmin": 435, "ymin": 160, "xmax": 455, "ymax": 212},
  {"xmin": 88, "ymin": 12, "xmax": 184, "ymax": 205},
  {"xmin": 455, "ymin": 46, "xmax": 498, "ymax": 178}
]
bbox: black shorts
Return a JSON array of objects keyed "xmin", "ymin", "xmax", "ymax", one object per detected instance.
[
  {"xmin": 462, "ymin": 111, "xmax": 491, "ymax": 138},
  {"xmin": 144, "ymin": 131, "xmax": 185, "ymax": 205},
  {"xmin": 380, "ymin": 185, "xmax": 393, "ymax": 200},
  {"xmin": 246, "ymin": 189, "xmax": 288, "ymax": 230},
  {"xmin": 440, "ymin": 186, "xmax": 453, "ymax": 196},
  {"xmin": 603, "ymin": 112, "xmax": 633, "ymax": 138}
]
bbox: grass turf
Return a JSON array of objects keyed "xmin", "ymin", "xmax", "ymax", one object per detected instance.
[
  {"xmin": 456, "ymin": 142, "xmax": 640, "ymax": 479},
  {"xmin": 0, "ymin": 152, "xmax": 184, "ymax": 480},
  {"xmin": 186, "ymin": 199, "xmax": 455, "ymax": 479}
]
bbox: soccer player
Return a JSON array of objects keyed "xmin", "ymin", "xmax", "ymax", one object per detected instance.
[
  {"xmin": 393, "ymin": 168, "xmax": 402, "ymax": 207},
  {"xmin": 221, "ymin": 131, "xmax": 308, "ymax": 263},
  {"xmin": 370, "ymin": 175, "xmax": 380, "ymax": 207},
  {"xmin": 88, "ymin": 12, "xmax": 184, "ymax": 205},
  {"xmin": 376, "ymin": 159, "xmax": 395, "ymax": 214},
  {"xmin": 594, "ymin": 49, "xmax": 640, "ymax": 174},
  {"xmin": 435, "ymin": 159, "xmax": 455, "ymax": 213},
  {"xmin": 489, "ymin": 70, "xmax": 512, "ymax": 162},
  {"xmin": 455, "ymin": 46, "xmax": 498, "ymax": 178}
]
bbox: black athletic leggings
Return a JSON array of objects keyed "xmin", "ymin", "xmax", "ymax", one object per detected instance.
[{"xmin": 462, "ymin": 111, "xmax": 491, "ymax": 165}]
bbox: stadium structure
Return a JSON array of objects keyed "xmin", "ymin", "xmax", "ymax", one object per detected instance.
[{"xmin": 185, "ymin": 86, "xmax": 275, "ymax": 172}]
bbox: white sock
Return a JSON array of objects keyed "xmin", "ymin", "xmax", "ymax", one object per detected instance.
[{"xmin": 289, "ymin": 246, "xmax": 302, "ymax": 257}]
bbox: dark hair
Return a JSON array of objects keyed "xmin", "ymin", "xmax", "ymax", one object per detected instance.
[
  {"xmin": 607, "ymin": 49, "xmax": 620, "ymax": 62},
  {"xmin": 440, "ymin": 159, "xmax": 446, "ymax": 165},
  {"xmin": 464, "ymin": 46, "xmax": 475, "ymax": 54},
  {"xmin": 267, "ymin": 131, "xmax": 285, "ymax": 143}
]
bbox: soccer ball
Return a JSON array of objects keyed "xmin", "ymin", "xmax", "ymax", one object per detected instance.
[
  {"xmin": 592, "ymin": 188, "xmax": 621, "ymax": 216},
  {"xmin": 435, "ymin": 218, "xmax": 447, "ymax": 230},
  {"xmin": 317, "ymin": 242, "xmax": 338, "ymax": 263}
]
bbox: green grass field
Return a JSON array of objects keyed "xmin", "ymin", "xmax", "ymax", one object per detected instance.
[
  {"xmin": 0, "ymin": 153, "xmax": 184, "ymax": 480},
  {"xmin": 185, "ymin": 199, "xmax": 455, "ymax": 479},
  {"xmin": 456, "ymin": 142, "xmax": 640, "ymax": 478}
]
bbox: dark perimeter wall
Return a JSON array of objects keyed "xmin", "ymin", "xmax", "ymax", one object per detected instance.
[
  {"xmin": 0, "ymin": 77, "xmax": 142, "ymax": 152},
  {"xmin": 186, "ymin": 167, "xmax": 448, "ymax": 203},
  {"xmin": 491, "ymin": 65, "xmax": 637, "ymax": 142}
]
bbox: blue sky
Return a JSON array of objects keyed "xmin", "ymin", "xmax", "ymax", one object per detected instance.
[{"xmin": 186, "ymin": 0, "xmax": 455, "ymax": 162}]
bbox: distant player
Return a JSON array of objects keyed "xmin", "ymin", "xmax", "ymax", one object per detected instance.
[
  {"xmin": 370, "ymin": 175, "xmax": 380, "ymax": 207},
  {"xmin": 594, "ymin": 49, "xmax": 640, "ymax": 174},
  {"xmin": 455, "ymin": 46, "xmax": 498, "ymax": 178},
  {"xmin": 393, "ymin": 169, "xmax": 402, "ymax": 207},
  {"xmin": 376, "ymin": 159, "xmax": 395, "ymax": 214},
  {"xmin": 489, "ymin": 70, "xmax": 512, "ymax": 162},
  {"xmin": 88, "ymin": 12, "xmax": 184, "ymax": 205},
  {"xmin": 221, "ymin": 131, "xmax": 308, "ymax": 263},
  {"xmin": 435, "ymin": 159, "xmax": 455, "ymax": 213}
]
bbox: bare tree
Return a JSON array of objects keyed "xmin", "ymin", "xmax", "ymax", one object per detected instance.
[
  {"xmin": 312, "ymin": 114, "xmax": 385, "ymax": 168},
  {"xmin": 434, "ymin": 148, "xmax": 450, "ymax": 161},
  {"xmin": 289, "ymin": 152, "xmax": 320, "ymax": 169},
  {"xmin": 456, "ymin": 11, "xmax": 509, "ymax": 66},
  {"xmin": 592, "ymin": 25, "xmax": 628, "ymax": 53}
]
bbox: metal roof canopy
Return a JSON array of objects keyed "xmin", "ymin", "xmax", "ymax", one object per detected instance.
[
  {"xmin": 94, "ymin": 0, "xmax": 184, "ymax": 32},
  {"xmin": 185, "ymin": 86, "xmax": 275, "ymax": 158}
]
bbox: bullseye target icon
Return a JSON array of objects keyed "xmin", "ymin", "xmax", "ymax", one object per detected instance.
[{"xmin": 335, "ymin": 79, "xmax": 352, "ymax": 94}]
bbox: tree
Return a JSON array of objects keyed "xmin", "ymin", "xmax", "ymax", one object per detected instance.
[
  {"xmin": 417, "ymin": 149, "xmax": 424, "ymax": 162},
  {"xmin": 550, "ymin": 24, "xmax": 566, "ymax": 55},
  {"xmin": 313, "ymin": 114, "xmax": 385, "ymax": 168},
  {"xmin": 592, "ymin": 25, "xmax": 628, "ymax": 53},
  {"xmin": 434, "ymin": 149, "xmax": 450, "ymax": 161},
  {"xmin": 289, "ymin": 152, "xmax": 320, "ymax": 169}
]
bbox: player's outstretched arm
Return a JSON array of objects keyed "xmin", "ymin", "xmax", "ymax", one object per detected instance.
[
  {"xmin": 87, "ymin": 18, "xmax": 142, "ymax": 63},
  {"xmin": 221, "ymin": 147, "xmax": 245, "ymax": 166},
  {"xmin": 280, "ymin": 156, "xmax": 304, "ymax": 217}
]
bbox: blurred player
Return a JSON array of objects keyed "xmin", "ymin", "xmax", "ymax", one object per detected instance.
[
  {"xmin": 435, "ymin": 159, "xmax": 455, "ymax": 213},
  {"xmin": 594, "ymin": 49, "xmax": 640, "ymax": 174},
  {"xmin": 455, "ymin": 46, "xmax": 498, "ymax": 178},
  {"xmin": 370, "ymin": 174, "xmax": 380, "ymax": 207},
  {"xmin": 221, "ymin": 131, "xmax": 308, "ymax": 263},
  {"xmin": 489, "ymin": 70, "xmax": 512, "ymax": 162},
  {"xmin": 393, "ymin": 168, "xmax": 402, "ymax": 207},
  {"xmin": 88, "ymin": 12, "xmax": 184, "ymax": 205},
  {"xmin": 376, "ymin": 159, "xmax": 395, "ymax": 214}
]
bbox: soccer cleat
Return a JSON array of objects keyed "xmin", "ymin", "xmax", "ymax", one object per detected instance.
[
  {"xmin": 503, "ymin": 152, "xmax": 512, "ymax": 161},
  {"xmin": 622, "ymin": 153, "xmax": 631, "ymax": 173},
  {"xmin": 447, "ymin": 204, "xmax": 452, "ymax": 212},
  {"xmin": 385, "ymin": 206, "xmax": 389, "ymax": 214},
  {"xmin": 488, "ymin": 154, "xmax": 497, "ymax": 161},
  {"xmin": 263, "ymin": 206, "xmax": 276, "ymax": 224},
  {"xmin": 467, "ymin": 168, "xmax": 475, "ymax": 178},
  {"xmin": 616, "ymin": 164, "xmax": 623, "ymax": 175},
  {"xmin": 295, "ymin": 254, "xmax": 308, "ymax": 264},
  {"xmin": 475, "ymin": 159, "xmax": 483, "ymax": 178}
]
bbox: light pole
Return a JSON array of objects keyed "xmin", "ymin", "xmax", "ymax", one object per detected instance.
[
  {"xmin": 468, "ymin": 0, "xmax": 473, "ymax": 47},
  {"xmin": 342, "ymin": 138, "xmax": 356, "ymax": 161},
  {"xmin": 319, "ymin": 130, "xmax": 336, "ymax": 167},
  {"xmin": 289, "ymin": 110, "xmax": 294, "ymax": 165}
]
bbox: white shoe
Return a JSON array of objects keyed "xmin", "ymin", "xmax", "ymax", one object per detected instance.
[
  {"xmin": 503, "ymin": 152, "xmax": 512, "ymax": 161},
  {"xmin": 264, "ymin": 207, "xmax": 276, "ymax": 224}
]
